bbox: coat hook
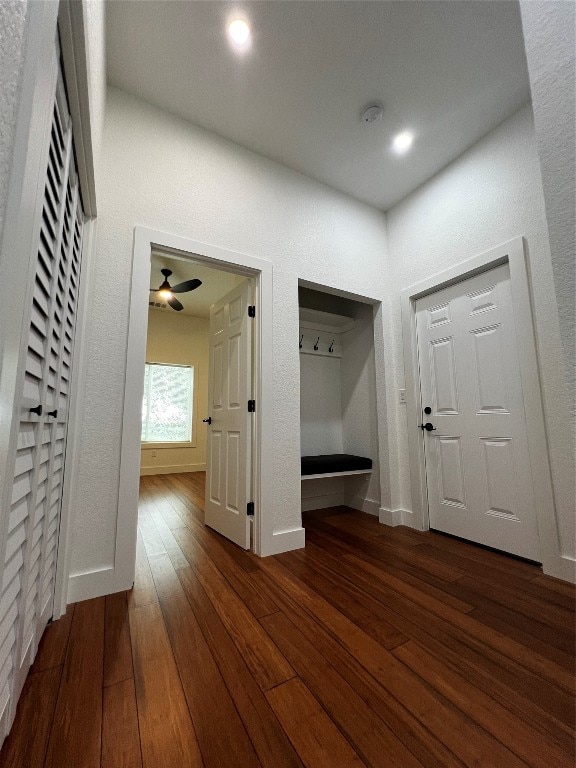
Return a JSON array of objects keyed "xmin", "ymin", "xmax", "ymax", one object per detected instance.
[
  {"xmin": 329, "ymin": 340, "xmax": 334, "ymax": 353},
  {"xmin": 299, "ymin": 334, "xmax": 303, "ymax": 349},
  {"xmin": 314, "ymin": 337, "xmax": 320, "ymax": 351}
]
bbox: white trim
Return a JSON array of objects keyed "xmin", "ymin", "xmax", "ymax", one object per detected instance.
[
  {"xmin": 299, "ymin": 319, "xmax": 356, "ymax": 334},
  {"xmin": 379, "ymin": 507, "xmax": 405, "ymax": 527},
  {"xmin": 119, "ymin": 226, "xmax": 275, "ymax": 587},
  {"xmin": 55, "ymin": 218, "xmax": 97, "ymax": 617},
  {"xmin": 267, "ymin": 527, "xmax": 306, "ymax": 555},
  {"xmin": 348, "ymin": 496, "xmax": 380, "ymax": 517},
  {"xmin": 301, "ymin": 493, "xmax": 347, "ymax": 512},
  {"xmin": 67, "ymin": 566, "xmax": 116, "ymax": 604},
  {"xmin": 57, "ymin": 0, "xmax": 97, "ymax": 217},
  {"xmin": 140, "ymin": 463, "xmax": 206, "ymax": 476},
  {"xmin": 301, "ymin": 469, "xmax": 372, "ymax": 480},
  {"xmin": 401, "ymin": 236, "xmax": 569, "ymax": 580}
]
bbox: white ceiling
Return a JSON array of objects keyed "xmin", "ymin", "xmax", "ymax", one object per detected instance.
[
  {"xmin": 149, "ymin": 252, "xmax": 245, "ymax": 317},
  {"xmin": 107, "ymin": 1, "xmax": 531, "ymax": 211}
]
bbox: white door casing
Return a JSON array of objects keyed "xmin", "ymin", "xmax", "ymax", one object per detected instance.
[
  {"xmin": 415, "ymin": 263, "xmax": 540, "ymax": 560},
  {"xmin": 205, "ymin": 280, "xmax": 253, "ymax": 549}
]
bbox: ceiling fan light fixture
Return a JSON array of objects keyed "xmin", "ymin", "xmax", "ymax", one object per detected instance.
[{"xmin": 158, "ymin": 289, "xmax": 173, "ymax": 300}]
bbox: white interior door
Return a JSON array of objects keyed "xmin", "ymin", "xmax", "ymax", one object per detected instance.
[
  {"xmin": 415, "ymin": 263, "xmax": 540, "ymax": 561},
  {"xmin": 205, "ymin": 280, "xmax": 253, "ymax": 549},
  {"xmin": 0, "ymin": 66, "xmax": 85, "ymax": 731}
]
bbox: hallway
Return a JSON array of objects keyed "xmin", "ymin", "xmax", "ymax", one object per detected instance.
[{"xmin": 1, "ymin": 472, "xmax": 574, "ymax": 767}]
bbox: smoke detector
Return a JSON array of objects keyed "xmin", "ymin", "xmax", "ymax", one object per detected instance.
[{"xmin": 361, "ymin": 103, "xmax": 384, "ymax": 123}]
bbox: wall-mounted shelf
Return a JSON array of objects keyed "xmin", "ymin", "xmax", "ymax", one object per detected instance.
[
  {"xmin": 299, "ymin": 307, "xmax": 356, "ymax": 334},
  {"xmin": 299, "ymin": 308, "xmax": 356, "ymax": 358}
]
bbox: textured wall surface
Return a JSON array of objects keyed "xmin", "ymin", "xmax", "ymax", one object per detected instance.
[
  {"xmin": 300, "ymin": 354, "xmax": 343, "ymax": 456},
  {"xmin": 520, "ymin": 0, "xmax": 575, "ymax": 403},
  {"xmin": 83, "ymin": 0, "xmax": 106, "ymax": 185},
  {"xmin": 341, "ymin": 304, "xmax": 381, "ymax": 508},
  {"xmin": 0, "ymin": 0, "xmax": 28, "ymax": 247},
  {"xmin": 70, "ymin": 87, "xmax": 389, "ymax": 576},
  {"xmin": 386, "ymin": 105, "xmax": 574, "ymax": 560},
  {"xmin": 140, "ymin": 311, "xmax": 209, "ymax": 474}
]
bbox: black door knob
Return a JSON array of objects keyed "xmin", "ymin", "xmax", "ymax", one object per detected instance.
[
  {"xmin": 47, "ymin": 409, "xmax": 58, "ymax": 418},
  {"xmin": 30, "ymin": 404, "xmax": 42, "ymax": 416},
  {"xmin": 203, "ymin": 417, "xmax": 212, "ymax": 425},
  {"xmin": 419, "ymin": 422, "xmax": 436, "ymax": 432}
]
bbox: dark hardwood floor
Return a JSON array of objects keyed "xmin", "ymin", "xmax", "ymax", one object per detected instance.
[{"xmin": 1, "ymin": 472, "xmax": 574, "ymax": 767}]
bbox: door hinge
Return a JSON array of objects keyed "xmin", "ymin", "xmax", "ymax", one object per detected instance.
[
  {"xmin": 247, "ymin": 501, "xmax": 255, "ymax": 516},
  {"xmin": 248, "ymin": 399, "xmax": 256, "ymax": 412},
  {"xmin": 248, "ymin": 305, "xmax": 256, "ymax": 318}
]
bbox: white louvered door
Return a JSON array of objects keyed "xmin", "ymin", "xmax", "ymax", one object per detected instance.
[{"xmin": 0, "ymin": 64, "xmax": 85, "ymax": 731}]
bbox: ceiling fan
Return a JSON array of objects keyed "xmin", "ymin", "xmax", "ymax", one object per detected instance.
[{"xmin": 150, "ymin": 268, "xmax": 202, "ymax": 311}]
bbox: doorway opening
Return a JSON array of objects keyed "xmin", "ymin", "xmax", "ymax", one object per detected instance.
[
  {"xmin": 401, "ymin": 237, "xmax": 558, "ymax": 573},
  {"xmin": 120, "ymin": 228, "xmax": 274, "ymax": 584},
  {"xmin": 141, "ymin": 251, "xmax": 256, "ymax": 549}
]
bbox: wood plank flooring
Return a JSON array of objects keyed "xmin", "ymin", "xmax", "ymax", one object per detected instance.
[{"xmin": 1, "ymin": 471, "xmax": 574, "ymax": 767}]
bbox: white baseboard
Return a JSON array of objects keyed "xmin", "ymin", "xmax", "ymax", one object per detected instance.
[
  {"xmin": 67, "ymin": 566, "xmax": 115, "ymax": 603},
  {"xmin": 67, "ymin": 565, "xmax": 135, "ymax": 604},
  {"xmin": 140, "ymin": 462, "xmax": 206, "ymax": 476},
  {"xmin": 544, "ymin": 555, "xmax": 576, "ymax": 584},
  {"xmin": 263, "ymin": 526, "xmax": 306, "ymax": 556},
  {"xmin": 301, "ymin": 492, "xmax": 347, "ymax": 512},
  {"xmin": 378, "ymin": 507, "xmax": 406, "ymax": 527},
  {"xmin": 347, "ymin": 495, "xmax": 380, "ymax": 517}
]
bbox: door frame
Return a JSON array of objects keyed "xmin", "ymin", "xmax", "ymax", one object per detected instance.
[
  {"xmin": 118, "ymin": 226, "xmax": 273, "ymax": 586},
  {"xmin": 401, "ymin": 236, "xmax": 562, "ymax": 577}
]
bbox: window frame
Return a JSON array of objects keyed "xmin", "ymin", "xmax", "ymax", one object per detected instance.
[{"xmin": 140, "ymin": 361, "xmax": 197, "ymax": 448}]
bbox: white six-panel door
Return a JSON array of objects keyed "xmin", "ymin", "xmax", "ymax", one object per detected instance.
[
  {"xmin": 0, "ymin": 66, "xmax": 84, "ymax": 733},
  {"xmin": 415, "ymin": 263, "xmax": 540, "ymax": 561},
  {"xmin": 205, "ymin": 280, "xmax": 253, "ymax": 549}
]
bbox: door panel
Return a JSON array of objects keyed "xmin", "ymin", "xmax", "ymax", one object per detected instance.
[
  {"xmin": 205, "ymin": 280, "xmax": 253, "ymax": 549},
  {"xmin": 0, "ymin": 60, "xmax": 85, "ymax": 735},
  {"xmin": 416, "ymin": 263, "xmax": 540, "ymax": 561}
]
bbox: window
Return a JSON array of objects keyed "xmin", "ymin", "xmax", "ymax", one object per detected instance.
[{"xmin": 141, "ymin": 363, "xmax": 194, "ymax": 443}]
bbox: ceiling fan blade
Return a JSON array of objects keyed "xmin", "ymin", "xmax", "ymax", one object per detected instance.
[
  {"xmin": 167, "ymin": 296, "xmax": 184, "ymax": 312},
  {"xmin": 171, "ymin": 278, "xmax": 202, "ymax": 294}
]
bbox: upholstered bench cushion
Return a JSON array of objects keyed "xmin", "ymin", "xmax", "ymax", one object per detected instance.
[{"xmin": 301, "ymin": 454, "xmax": 373, "ymax": 476}]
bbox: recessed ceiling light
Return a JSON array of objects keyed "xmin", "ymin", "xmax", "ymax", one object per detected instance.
[
  {"xmin": 392, "ymin": 131, "xmax": 414, "ymax": 154},
  {"xmin": 228, "ymin": 19, "xmax": 251, "ymax": 46}
]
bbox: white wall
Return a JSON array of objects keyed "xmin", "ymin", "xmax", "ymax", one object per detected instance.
[
  {"xmin": 140, "ymin": 310, "xmax": 208, "ymax": 476},
  {"xmin": 83, "ymin": 0, "xmax": 106, "ymax": 187},
  {"xmin": 0, "ymin": 0, "xmax": 28, "ymax": 247},
  {"xmin": 300, "ymin": 354, "xmax": 343, "ymax": 456},
  {"xmin": 69, "ymin": 86, "xmax": 389, "ymax": 582},
  {"xmin": 341, "ymin": 305, "xmax": 381, "ymax": 514},
  {"xmin": 385, "ymin": 104, "xmax": 575, "ymax": 569},
  {"xmin": 520, "ymin": 1, "xmax": 575, "ymax": 404}
]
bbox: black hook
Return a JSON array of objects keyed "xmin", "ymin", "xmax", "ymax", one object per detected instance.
[
  {"xmin": 314, "ymin": 337, "xmax": 320, "ymax": 351},
  {"xmin": 328, "ymin": 340, "xmax": 334, "ymax": 353},
  {"xmin": 299, "ymin": 334, "xmax": 303, "ymax": 349}
]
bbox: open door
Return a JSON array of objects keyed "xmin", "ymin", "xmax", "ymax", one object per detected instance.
[{"xmin": 205, "ymin": 280, "xmax": 253, "ymax": 548}]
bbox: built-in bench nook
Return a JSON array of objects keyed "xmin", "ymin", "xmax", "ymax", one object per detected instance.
[{"xmin": 299, "ymin": 285, "xmax": 381, "ymax": 515}]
